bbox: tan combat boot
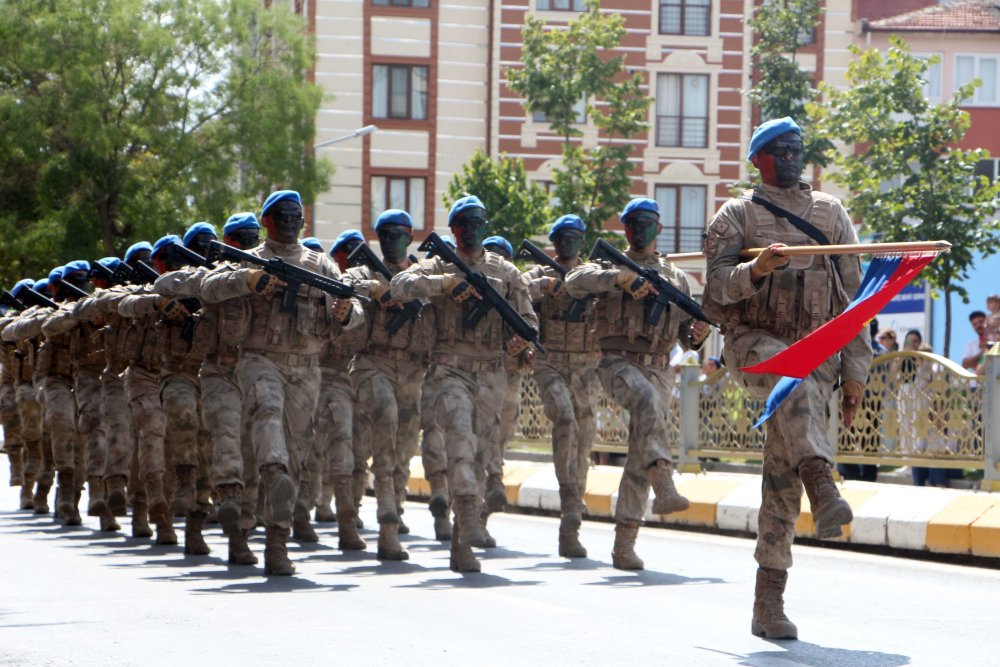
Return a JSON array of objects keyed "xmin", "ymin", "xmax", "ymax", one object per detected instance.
[
  {"xmin": 292, "ymin": 500, "xmax": 319, "ymax": 543},
  {"xmin": 611, "ymin": 520, "xmax": 644, "ymax": 571},
  {"xmin": 19, "ymin": 472, "xmax": 35, "ymax": 511},
  {"xmin": 314, "ymin": 480, "xmax": 336, "ymax": 523},
  {"xmin": 131, "ymin": 501, "xmax": 153, "ymax": 539},
  {"xmin": 481, "ymin": 512, "xmax": 497, "ymax": 549},
  {"xmin": 215, "ymin": 483, "xmax": 242, "ymax": 536},
  {"xmin": 55, "ymin": 469, "xmax": 75, "ymax": 521},
  {"xmin": 751, "ymin": 567, "xmax": 798, "ymax": 639},
  {"xmin": 427, "ymin": 471, "xmax": 450, "ymax": 519},
  {"xmin": 263, "ymin": 525, "xmax": 295, "ymax": 576},
  {"xmin": 184, "ymin": 510, "xmax": 211, "ymax": 555},
  {"xmin": 352, "ymin": 468, "xmax": 367, "ymax": 530},
  {"xmin": 485, "ymin": 472, "xmax": 507, "ymax": 513},
  {"xmin": 648, "ymin": 459, "xmax": 690, "ymax": 515},
  {"xmin": 434, "ymin": 515, "xmax": 452, "ymax": 542},
  {"xmin": 171, "ymin": 464, "xmax": 197, "ymax": 515},
  {"xmin": 61, "ymin": 474, "xmax": 82, "ymax": 526},
  {"xmin": 261, "ymin": 463, "xmax": 295, "ymax": 527},
  {"xmin": 87, "ymin": 475, "xmax": 108, "ymax": 517},
  {"xmin": 144, "ymin": 476, "xmax": 175, "ymax": 543},
  {"xmin": 375, "ymin": 476, "xmax": 400, "ymax": 525},
  {"xmin": 333, "ymin": 475, "xmax": 366, "ymax": 551},
  {"xmin": 8, "ymin": 448, "xmax": 23, "ymax": 486},
  {"xmin": 33, "ymin": 479, "xmax": 52, "ymax": 515},
  {"xmin": 449, "ymin": 516, "xmax": 481, "ymax": 573},
  {"xmin": 454, "ymin": 495, "xmax": 487, "ymax": 548},
  {"xmin": 799, "ymin": 457, "xmax": 853, "ymax": 538},
  {"xmin": 99, "ymin": 508, "xmax": 121, "ymax": 532},
  {"xmin": 558, "ymin": 484, "xmax": 587, "ymax": 558},
  {"xmin": 394, "ymin": 473, "xmax": 410, "ymax": 535},
  {"xmin": 377, "ymin": 523, "xmax": 409, "ymax": 561},
  {"xmin": 228, "ymin": 529, "xmax": 258, "ymax": 566},
  {"xmin": 105, "ymin": 475, "xmax": 128, "ymax": 516}
]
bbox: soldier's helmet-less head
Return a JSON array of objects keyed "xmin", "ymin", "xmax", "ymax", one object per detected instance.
[
  {"xmin": 223, "ymin": 212, "xmax": 260, "ymax": 250},
  {"xmin": 549, "ymin": 214, "xmax": 586, "ymax": 260},
  {"xmin": 260, "ymin": 190, "xmax": 304, "ymax": 244},
  {"xmin": 448, "ymin": 196, "xmax": 489, "ymax": 253},
  {"xmin": 182, "ymin": 222, "xmax": 218, "ymax": 257},
  {"xmin": 748, "ymin": 116, "xmax": 803, "ymax": 189},
  {"xmin": 330, "ymin": 229, "xmax": 365, "ymax": 273},
  {"xmin": 375, "ymin": 209, "xmax": 413, "ymax": 265},
  {"xmin": 483, "ymin": 235, "xmax": 513, "ymax": 261},
  {"xmin": 620, "ymin": 198, "xmax": 661, "ymax": 252}
]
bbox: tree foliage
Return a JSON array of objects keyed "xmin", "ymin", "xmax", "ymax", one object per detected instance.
[
  {"xmin": 444, "ymin": 149, "xmax": 552, "ymax": 250},
  {"xmin": 811, "ymin": 37, "xmax": 1000, "ymax": 356},
  {"xmin": 0, "ymin": 0, "xmax": 332, "ymax": 286},
  {"xmin": 505, "ymin": 0, "xmax": 650, "ymax": 247}
]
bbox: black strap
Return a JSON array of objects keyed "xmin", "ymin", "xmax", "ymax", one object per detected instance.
[{"xmin": 749, "ymin": 191, "xmax": 842, "ymax": 278}]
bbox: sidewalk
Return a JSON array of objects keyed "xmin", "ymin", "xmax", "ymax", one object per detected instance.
[{"xmin": 405, "ymin": 459, "xmax": 1000, "ymax": 560}]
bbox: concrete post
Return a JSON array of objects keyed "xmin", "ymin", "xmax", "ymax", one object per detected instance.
[
  {"xmin": 677, "ymin": 364, "xmax": 702, "ymax": 473},
  {"xmin": 981, "ymin": 349, "xmax": 1000, "ymax": 491}
]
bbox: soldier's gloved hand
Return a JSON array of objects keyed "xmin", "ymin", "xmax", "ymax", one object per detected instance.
[
  {"xmin": 331, "ymin": 298, "xmax": 353, "ymax": 324},
  {"xmin": 159, "ymin": 299, "xmax": 191, "ymax": 321},
  {"xmin": 506, "ymin": 335, "xmax": 531, "ymax": 360},
  {"xmin": 542, "ymin": 277, "xmax": 566, "ymax": 298},
  {"xmin": 373, "ymin": 282, "xmax": 399, "ymax": 310},
  {"xmin": 689, "ymin": 320, "xmax": 711, "ymax": 346},
  {"xmin": 614, "ymin": 268, "xmax": 657, "ymax": 299},
  {"xmin": 750, "ymin": 243, "xmax": 790, "ymax": 282},
  {"xmin": 246, "ymin": 269, "xmax": 284, "ymax": 296},
  {"xmin": 442, "ymin": 273, "xmax": 481, "ymax": 303},
  {"xmin": 841, "ymin": 380, "xmax": 864, "ymax": 428}
]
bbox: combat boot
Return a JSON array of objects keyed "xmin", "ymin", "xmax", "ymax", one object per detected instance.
[
  {"xmin": 394, "ymin": 472, "xmax": 409, "ymax": 534},
  {"xmin": 8, "ymin": 448, "xmax": 23, "ymax": 486},
  {"xmin": 434, "ymin": 515, "xmax": 452, "ymax": 542},
  {"xmin": 611, "ymin": 520, "xmax": 644, "ymax": 571},
  {"xmin": 184, "ymin": 510, "xmax": 211, "ymax": 555},
  {"xmin": 454, "ymin": 495, "xmax": 487, "ymax": 548},
  {"xmin": 427, "ymin": 471, "xmax": 450, "ymax": 519},
  {"xmin": 33, "ymin": 480, "xmax": 52, "ymax": 514},
  {"xmin": 292, "ymin": 501, "xmax": 319, "ymax": 543},
  {"xmin": 228, "ymin": 529, "xmax": 258, "ymax": 566},
  {"xmin": 131, "ymin": 501, "xmax": 153, "ymax": 538},
  {"xmin": 87, "ymin": 475, "xmax": 108, "ymax": 517},
  {"xmin": 751, "ymin": 567, "xmax": 798, "ymax": 639},
  {"xmin": 375, "ymin": 476, "xmax": 399, "ymax": 525},
  {"xmin": 215, "ymin": 483, "xmax": 242, "ymax": 536},
  {"xmin": 55, "ymin": 469, "xmax": 75, "ymax": 521},
  {"xmin": 99, "ymin": 508, "xmax": 121, "ymax": 532},
  {"xmin": 105, "ymin": 475, "xmax": 128, "ymax": 516},
  {"xmin": 648, "ymin": 459, "xmax": 690, "ymax": 515},
  {"xmin": 63, "ymin": 477, "xmax": 83, "ymax": 526},
  {"xmin": 485, "ymin": 472, "xmax": 507, "ymax": 513},
  {"xmin": 334, "ymin": 475, "xmax": 366, "ymax": 551},
  {"xmin": 377, "ymin": 523, "xmax": 409, "ymax": 561},
  {"xmin": 352, "ymin": 467, "xmax": 367, "ymax": 530},
  {"xmin": 261, "ymin": 463, "xmax": 295, "ymax": 527},
  {"xmin": 19, "ymin": 472, "xmax": 35, "ymax": 511},
  {"xmin": 481, "ymin": 512, "xmax": 497, "ymax": 549},
  {"xmin": 799, "ymin": 457, "xmax": 853, "ymax": 539},
  {"xmin": 449, "ymin": 517, "xmax": 480, "ymax": 573},
  {"xmin": 314, "ymin": 480, "xmax": 336, "ymax": 523},
  {"xmin": 263, "ymin": 525, "xmax": 295, "ymax": 576},
  {"xmin": 146, "ymin": 476, "xmax": 178, "ymax": 545},
  {"xmin": 558, "ymin": 483, "xmax": 587, "ymax": 558},
  {"xmin": 171, "ymin": 464, "xmax": 197, "ymax": 515}
]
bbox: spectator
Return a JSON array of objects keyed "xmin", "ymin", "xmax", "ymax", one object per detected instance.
[
  {"xmin": 878, "ymin": 328, "xmax": 899, "ymax": 352},
  {"xmin": 987, "ymin": 294, "xmax": 1000, "ymax": 316},
  {"xmin": 700, "ymin": 355, "xmax": 722, "ymax": 380},
  {"xmin": 903, "ymin": 329, "xmax": 922, "ymax": 352},
  {"xmin": 961, "ymin": 311, "xmax": 988, "ymax": 370},
  {"xmin": 870, "ymin": 318, "xmax": 888, "ymax": 355},
  {"xmin": 977, "ymin": 313, "xmax": 1000, "ymax": 375}
]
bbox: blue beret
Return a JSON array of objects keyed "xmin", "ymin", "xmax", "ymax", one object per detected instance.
[
  {"xmin": 96, "ymin": 257, "xmax": 122, "ymax": 271},
  {"xmin": 549, "ymin": 214, "xmax": 586, "ymax": 240},
  {"xmin": 223, "ymin": 212, "xmax": 260, "ymax": 236},
  {"xmin": 11, "ymin": 279, "xmax": 35, "ymax": 297},
  {"xmin": 62, "ymin": 260, "xmax": 91, "ymax": 279},
  {"xmin": 301, "ymin": 237, "xmax": 324, "ymax": 252},
  {"xmin": 331, "ymin": 230, "xmax": 365, "ymax": 254},
  {"xmin": 34, "ymin": 279, "xmax": 50, "ymax": 294},
  {"xmin": 151, "ymin": 234, "xmax": 181, "ymax": 259},
  {"xmin": 448, "ymin": 195, "xmax": 485, "ymax": 225},
  {"xmin": 48, "ymin": 266, "xmax": 65, "ymax": 282},
  {"xmin": 483, "ymin": 235, "xmax": 513, "ymax": 258},
  {"xmin": 709, "ymin": 356, "xmax": 722, "ymax": 365},
  {"xmin": 375, "ymin": 209, "xmax": 413, "ymax": 232},
  {"xmin": 261, "ymin": 190, "xmax": 302, "ymax": 218},
  {"xmin": 620, "ymin": 198, "xmax": 659, "ymax": 222},
  {"xmin": 124, "ymin": 241, "xmax": 153, "ymax": 264},
  {"xmin": 182, "ymin": 222, "xmax": 218, "ymax": 248},
  {"xmin": 747, "ymin": 116, "xmax": 802, "ymax": 160}
]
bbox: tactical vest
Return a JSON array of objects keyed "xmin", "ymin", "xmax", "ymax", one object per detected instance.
[
  {"xmin": 161, "ymin": 314, "xmax": 211, "ymax": 374},
  {"xmin": 121, "ymin": 313, "xmax": 165, "ymax": 372},
  {"xmin": 70, "ymin": 321, "xmax": 104, "ymax": 371},
  {"xmin": 536, "ymin": 271, "xmax": 596, "ymax": 355},
  {"xmin": 43, "ymin": 332, "xmax": 74, "ymax": 379},
  {"xmin": 204, "ymin": 298, "xmax": 250, "ymax": 364},
  {"xmin": 433, "ymin": 253, "xmax": 506, "ymax": 351},
  {"xmin": 13, "ymin": 339, "xmax": 35, "ymax": 385},
  {"xmin": 248, "ymin": 249, "xmax": 334, "ymax": 349},
  {"xmin": 364, "ymin": 269, "xmax": 435, "ymax": 355},
  {"xmin": 593, "ymin": 258, "xmax": 687, "ymax": 355}
]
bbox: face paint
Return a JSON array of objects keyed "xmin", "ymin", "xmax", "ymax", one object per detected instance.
[
  {"xmin": 623, "ymin": 211, "xmax": 659, "ymax": 251},
  {"xmin": 378, "ymin": 225, "xmax": 413, "ymax": 265},
  {"xmin": 451, "ymin": 209, "xmax": 489, "ymax": 253},
  {"xmin": 225, "ymin": 230, "xmax": 260, "ymax": 250},
  {"xmin": 267, "ymin": 202, "xmax": 305, "ymax": 243},
  {"xmin": 553, "ymin": 230, "xmax": 584, "ymax": 261},
  {"xmin": 188, "ymin": 233, "xmax": 215, "ymax": 257},
  {"xmin": 332, "ymin": 240, "xmax": 362, "ymax": 272},
  {"xmin": 757, "ymin": 133, "xmax": 803, "ymax": 188}
]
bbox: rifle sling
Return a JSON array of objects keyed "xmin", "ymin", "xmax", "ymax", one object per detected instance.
[{"xmin": 749, "ymin": 192, "xmax": 842, "ymax": 281}]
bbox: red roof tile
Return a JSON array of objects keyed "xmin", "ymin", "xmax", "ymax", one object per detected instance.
[{"xmin": 868, "ymin": 0, "xmax": 1000, "ymax": 32}]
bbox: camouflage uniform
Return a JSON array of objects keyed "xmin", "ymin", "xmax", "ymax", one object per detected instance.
[
  {"xmin": 391, "ymin": 249, "xmax": 536, "ymax": 571},
  {"xmin": 702, "ymin": 182, "xmax": 871, "ymax": 571},
  {"xmin": 1, "ymin": 317, "xmax": 26, "ymax": 505},
  {"xmin": 526, "ymin": 263, "xmax": 600, "ymax": 557}
]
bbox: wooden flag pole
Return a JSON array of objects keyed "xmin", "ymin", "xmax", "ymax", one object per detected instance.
[{"xmin": 664, "ymin": 240, "xmax": 951, "ymax": 262}]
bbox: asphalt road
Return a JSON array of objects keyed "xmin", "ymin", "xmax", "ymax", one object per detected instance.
[{"xmin": 0, "ymin": 482, "xmax": 997, "ymax": 667}]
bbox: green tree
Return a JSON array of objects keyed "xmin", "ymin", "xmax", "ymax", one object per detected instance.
[
  {"xmin": 0, "ymin": 0, "xmax": 332, "ymax": 286},
  {"xmin": 444, "ymin": 149, "xmax": 552, "ymax": 250},
  {"xmin": 505, "ymin": 0, "xmax": 650, "ymax": 247},
  {"xmin": 811, "ymin": 37, "xmax": 1000, "ymax": 356},
  {"xmin": 746, "ymin": 0, "xmax": 830, "ymax": 170}
]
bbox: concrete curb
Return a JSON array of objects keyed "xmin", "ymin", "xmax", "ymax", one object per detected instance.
[{"xmin": 407, "ymin": 459, "xmax": 1000, "ymax": 559}]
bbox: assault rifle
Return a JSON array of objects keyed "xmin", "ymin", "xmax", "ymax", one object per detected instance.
[
  {"xmin": 170, "ymin": 242, "xmax": 216, "ymax": 270},
  {"xmin": 346, "ymin": 243, "xmax": 423, "ymax": 336},
  {"xmin": 89, "ymin": 262, "xmax": 122, "ymax": 287},
  {"xmin": 4, "ymin": 288, "xmax": 57, "ymax": 311},
  {"xmin": 589, "ymin": 239, "xmax": 716, "ymax": 327},
  {"xmin": 205, "ymin": 240, "xmax": 371, "ymax": 314},
  {"xmin": 119, "ymin": 260, "xmax": 161, "ymax": 285},
  {"xmin": 514, "ymin": 240, "xmax": 593, "ymax": 323},
  {"xmin": 56, "ymin": 281, "xmax": 89, "ymax": 300},
  {"xmin": 417, "ymin": 232, "xmax": 545, "ymax": 354},
  {"xmin": 1, "ymin": 291, "xmax": 25, "ymax": 312}
]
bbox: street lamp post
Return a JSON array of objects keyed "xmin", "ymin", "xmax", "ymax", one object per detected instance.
[{"xmin": 313, "ymin": 124, "xmax": 378, "ymax": 150}]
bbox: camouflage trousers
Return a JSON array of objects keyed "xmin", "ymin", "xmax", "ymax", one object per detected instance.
[
  {"xmin": 124, "ymin": 365, "xmax": 167, "ymax": 480},
  {"xmin": 314, "ymin": 363, "xmax": 358, "ymax": 484},
  {"xmin": 534, "ymin": 359, "xmax": 599, "ymax": 492},
  {"xmin": 75, "ymin": 369, "xmax": 106, "ymax": 480},
  {"xmin": 42, "ymin": 375, "xmax": 80, "ymax": 474},
  {"xmin": 1, "ymin": 381, "xmax": 23, "ymax": 480},
  {"xmin": 420, "ymin": 377, "xmax": 446, "ymax": 478},
  {"xmin": 352, "ymin": 353, "xmax": 423, "ymax": 495},
  {"xmin": 422, "ymin": 362, "xmax": 506, "ymax": 498},
  {"xmin": 101, "ymin": 370, "xmax": 134, "ymax": 480},
  {"xmin": 484, "ymin": 370, "xmax": 523, "ymax": 478},
  {"xmin": 15, "ymin": 382, "xmax": 49, "ymax": 483},
  {"xmin": 725, "ymin": 329, "xmax": 839, "ymax": 571},
  {"xmin": 597, "ymin": 354, "xmax": 675, "ymax": 523},
  {"xmin": 236, "ymin": 350, "xmax": 320, "ymax": 528}
]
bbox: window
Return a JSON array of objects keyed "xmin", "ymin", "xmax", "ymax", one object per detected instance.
[
  {"xmin": 537, "ymin": 0, "xmax": 585, "ymax": 10},
  {"xmin": 372, "ymin": 65, "xmax": 428, "ymax": 120},
  {"xmin": 915, "ymin": 54, "xmax": 942, "ymax": 101},
  {"xmin": 373, "ymin": 0, "xmax": 429, "ymax": 6},
  {"xmin": 659, "ymin": 0, "xmax": 710, "ymax": 37},
  {"xmin": 654, "ymin": 185, "xmax": 706, "ymax": 253},
  {"xmin": 656, "ymin": 73, "xmax": 709, "ymax": 148},
  {"xmin": 531, "ymin": 95, "xmax": 587, "ymax": 124},
  {"xmin": 536, "ymin": 180, "xmax": 561, "ymax": 209},
  {"xmin": 975, "ymin": 159, "xmax": 1000, "ymax": 184},
  {"xmin": 956, "ymin": 55, "xmax": 999, "ymax": 105},
  {"xmin": 371, "ymin": 176, "xmax": 426, "ymax": 230}
]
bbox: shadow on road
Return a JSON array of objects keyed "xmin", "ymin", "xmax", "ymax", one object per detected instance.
[
  {"xmin": 189, "ymin": 577, "xmax": 359, "ymax": 595},
  {"xmin": 699, "ymin": 640, "xmax": 910, "ymax": 666},
  {"xmin": 587, "ymin": 570, "xmax": 725, "ymax": 587},
  {"xmin": 510, "ymin": 557, "xmax": 610, "ymax": 572},
  {"xmin": 394, "ymin": 572, "xmax": 545, "ymax": 590}
]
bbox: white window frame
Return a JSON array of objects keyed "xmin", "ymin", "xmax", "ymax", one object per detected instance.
[{"xmin": 955, "ymin": 53, "xmax": 999, "ymax": 106}]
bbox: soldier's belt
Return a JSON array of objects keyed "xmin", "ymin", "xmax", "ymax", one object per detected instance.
[
  {"xmin": 608, "ymin": 349, "xmax": 672, "ymax": 369},
  {"xmin": 252, "ymin": 349, "xmax": 318, "ymax": 368},
  {"xmin": 368, "ymin": 346, "xmax": 425, "ymax": 363},
  {"xmin": 539, "ymin": 350, "xmax": 598, "ymax": 366},
  {"xmin": 431, "ymin": 353, "xmax": 503, "ymax": 374}
]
